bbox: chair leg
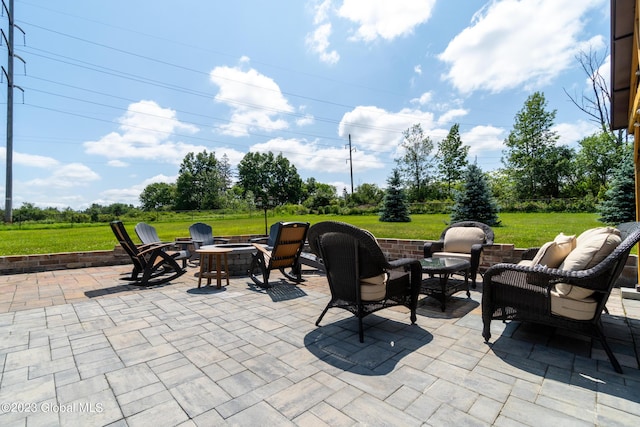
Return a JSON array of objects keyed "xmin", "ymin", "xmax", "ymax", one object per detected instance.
[
  {"xmin": 596, "ymin": 324, "xmax": 623, "ymax": 373},
  {"xmin": 357, "ymin": 305, "xmax": 364, "ymax": 343},
  {"xmin": 249, "ymin": 253, "xmax": 271, "ymax": 288},
  {"xmin": 316, "ymin": 304, "xmax": 331, "ymax": 326}
]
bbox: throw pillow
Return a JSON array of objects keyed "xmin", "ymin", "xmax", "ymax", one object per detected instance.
[
  {"xmin": 530, "ymin": 233, "xmax": 576, "ymax": 268},
  {"xmin": 556, "ymin": 227, "xmax": 621, "ymax": 299},
  {"xmin": 560, "ymin": 228, "xmax": 621, "ymax": 271}
]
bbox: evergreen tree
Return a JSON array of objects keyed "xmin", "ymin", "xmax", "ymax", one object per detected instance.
[
  {"xmin": 450, "ymin": 164, "xmax": 500, "ymax": 226},
  {"xmin": 380, "ymin": 169, "xmax": 411, "ymax": 222},
  {"xmin": 597, "ymin": 147, "xmax": 636, "ymax": 224}
]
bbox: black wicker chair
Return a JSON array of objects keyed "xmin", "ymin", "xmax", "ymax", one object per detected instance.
[
  {"xmin": 424, "ymin": 221, "xmax": 494, "ymax": 288},
  {"xmin": 481, "ymin": 224, "xmax": 640, "ymax": 373},
  {"xmin": 308, "ymin": 221, "xmax": 422, "ymax": 342}
]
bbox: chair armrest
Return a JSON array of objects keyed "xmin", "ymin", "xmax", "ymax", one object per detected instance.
[
  {"xmin": 469, "ymin": 243, "xmax": 484, "ymax": 271},
  {"xmin": 249, "ymin": 236, "xmax": 269, "ymax": 244},
  {"xmin": 213, "ymin": 237, "xmax": 230, "ymax": 244},
  {"xmin": 483, "ymin": 261, "xmax": 611, "ymax": 293},
  {"xmin": 424, "ymin": 241, "xmax": 444, "ymax": 257},
  {"xmin": 137, "ymin": 242, "xmax": 174, "ymax": 256},
  {"xmin": 388, "ymin": 258, "xmax": 421, "ymax": 270},
  {"xmin": 251, "ymin": 243, "xmax": 271, "ymax": 256}
]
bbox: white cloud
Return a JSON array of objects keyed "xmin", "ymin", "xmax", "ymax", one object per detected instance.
[
  {"xmin": 553, "ymin": 120, "xmax": 600, "ymax": 146},
  {"xmin": 312, "ymin": 0, "xmax": 333, "ymax": 24},
  {"xmin": 414, "ymin": 65, "xmax": 422, "ymax": 75},
  {"xmin": 439, "ymin": 0, "xmax": 606, "ymax": 93},
  {"xmin": 84, "ymin": 100, "xmax": 203, "ymax": 163},
  {"xmin": 108, "ymin": 160, "xmax": 128, "ymax": 167},
  {"xmin": 15, "ymin": 152, "xmax": 60, "ymax": 168},
  {"xmin": 250, "ymin": 137, "xmax": 384, "ymax": 173},
  {"xmin": 210, "ymin": 61, "xmax": 295, "ymax": 136},
  {"xmin": 306, "ymin": 23, "xmax": 340, "ymax": 64},
  {"xmin": 461, "ymin": 125, "xmax": 506, "ymax": 157},
  {"xmin": 438, "ymin": 109, "xmax": 468, "ymax": 126},
  {"xmin": 23, "ymin": 163, "xmax": 100, "ymax": 189},
  {"xmin": 338, "ymin": 105, "xmax": 436, "ymax": 152},
  {"xmin": 0, "ymin": 150, "xmax": 60, "ymax": 168},
  {"xmin": 410, "ymin": 92, "xmax": 433, "ymax": 106},
  {"xmin": 296, "ymin": 114, "xmax": 315, "ymax": 127},
  {"xmin": 338, "ymin": 0, "xmax": 436, "ymax": 42}
]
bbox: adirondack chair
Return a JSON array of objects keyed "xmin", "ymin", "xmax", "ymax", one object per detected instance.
[{"xmin": 111, "ymin": 221, "xmax": 186, "ymax": 286}]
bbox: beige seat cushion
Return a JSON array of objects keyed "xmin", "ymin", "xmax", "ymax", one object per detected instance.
[
  {"xmin": 530, "ymin": 233, "xmax": 576, "ymax": 268},
  {"xmin": 360, "ymin": 273, "xmax": 387, "ymax": 301},
  {"xmin": 550, "ymin": 289, "xmax": 598, "ymax": 320},
  {"xmin": 555, "ymin": 227, "xmax": 621, "ymax": 300},
  {"xmin": 443, "ymin": 227, "xmax": 486, "ymax": 253}
]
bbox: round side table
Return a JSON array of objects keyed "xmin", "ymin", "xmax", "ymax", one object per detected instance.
[{"xmin": 196, "ymin": 248, "xmax": 233, "ymax": 289}]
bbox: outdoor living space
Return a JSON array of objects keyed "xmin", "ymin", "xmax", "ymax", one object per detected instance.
[{"xmin": 1, "ymin": 264, "xmax": 640, "ymax": 426}]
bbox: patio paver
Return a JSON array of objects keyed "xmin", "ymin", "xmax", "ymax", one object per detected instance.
[{"xmin": 0, "ymin": 264, "xmax": 639, "ymax": 426}]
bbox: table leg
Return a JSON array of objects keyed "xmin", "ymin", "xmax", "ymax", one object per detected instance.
[
  {"xmin": 197, "ymin": 254, "xmax": 207, "ymax": 288},
  {"xmin": 223, "ymin": 253, "xmax": 229, "ymax": 287},
  {"xmin": 215, "ymin": 254, "xmax": 222, "ymax": 288},
  {"xmin": 438, "ymin": 273, "xmax": 450, "ymax": 311},
  {"xmin": 464, "ymin": 268, "xmax": 470, "ymax": 297}
]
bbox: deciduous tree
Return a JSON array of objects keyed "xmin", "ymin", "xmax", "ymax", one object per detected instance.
[
  {"xmin": 237, "ymin": 151, "xmax": 303, "ymax": 205},
  {"xmin": 395, "ymin": 123, "xmax": 434, "ymax": 202},
  {"xmin": 502, "ymin": 92, "xmax": 560, "ymax": 200},
  {"xmin": 437, "ymin": 123, "xmax": 469, "ymax": 197},
  {"xmin": 174, "ymin": 150, "xmax": 223, "ymax": 210},
  {"xmin": 139, "ymin": 182, "xmax": 175, "ymax": 211}
]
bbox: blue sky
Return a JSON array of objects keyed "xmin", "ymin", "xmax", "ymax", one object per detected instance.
[{"xmin": 0, "ymin": 0, "xmax": 610, "ymax": 209}]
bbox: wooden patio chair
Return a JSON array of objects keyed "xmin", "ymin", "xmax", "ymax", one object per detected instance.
[
  {"xmin": 135, "ymin": 222, "xmax": 190, "ymax": 266},
  {"xmin": 111, "ymin": 221, "xmax": 186, "ymax": 286},
  {"xmin": 249, "ymin": 221, "xmax": 309, "ymax": 288},
  {"xmin": 189, "ymin": 222, "xmax": 230, "ymax": 250}
]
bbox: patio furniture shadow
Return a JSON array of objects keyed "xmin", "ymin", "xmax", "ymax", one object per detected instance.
[
  {"xmin": 416, "ymin": 285, "xmax": 480, "ymax": 320},
  {"xmin": 186, "ymin": 286, "xmax": 228, "ymax": 295},
  {"xmin": 304, "ymin": 316, "xmax": 432, "ymax": 375},
  {"xmin": 246, "ymin": 280, "xmax": 308, "ymax": 302},
  {"xmin": 84, "ymin": 280, "xmax": 174, "ymax": 298},
  {"xmin": 486, "ymin": 321, "xmax": 640, "ymax": 406}
]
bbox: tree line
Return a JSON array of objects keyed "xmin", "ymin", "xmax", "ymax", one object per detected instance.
[{"xmin": 8, "ymin": 89, "xmax": 632, "ymax": 226}]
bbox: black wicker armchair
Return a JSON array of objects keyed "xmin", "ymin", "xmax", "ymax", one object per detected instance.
[
  {"xmin": 307, "ymin": 221, "xmax": 422, "ymax": 342},
  {"xmin": 424, "ymin": 221, "xmax": 494, "ymax": 288},
  {"xmin": 482, "ymin": 224, "xmax": 640, "ymax": 373}
]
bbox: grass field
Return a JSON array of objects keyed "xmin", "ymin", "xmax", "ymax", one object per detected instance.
[{"xmin": 0, "ymin": 212, "xmax": 606, "ymax": 256}]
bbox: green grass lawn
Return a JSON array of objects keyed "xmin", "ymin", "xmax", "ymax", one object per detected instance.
[{"xmin": 0, "ymin": 212, "xmax": 605, "ymax": 256}]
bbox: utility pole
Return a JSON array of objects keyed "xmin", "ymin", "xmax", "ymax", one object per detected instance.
[
  {"xmin": 346, "ymin": 134, "xmax": 355, "ymax": 194},
  {"xmin": 2, "ymin": 0, "xmax": 24, "ymax": 223}
]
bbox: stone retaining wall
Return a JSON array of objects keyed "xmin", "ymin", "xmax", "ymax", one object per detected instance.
[{"xmin": 0, "ymin": 236, "xmax": 637, "ymax": 286}]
